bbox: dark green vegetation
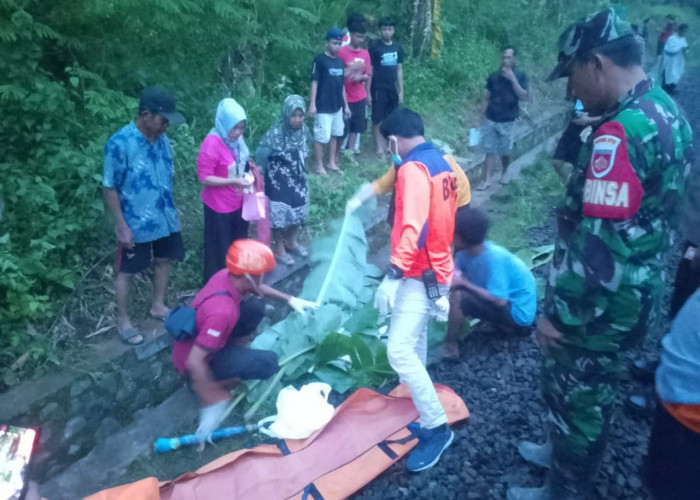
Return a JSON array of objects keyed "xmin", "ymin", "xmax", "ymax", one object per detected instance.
[
  {"xmin": 488, "ymin": 156, "xmax": 561, "ymax": 252},
  {"xmin": 1, "ymin": 0, "xmax": 695, "ymax": 385}
]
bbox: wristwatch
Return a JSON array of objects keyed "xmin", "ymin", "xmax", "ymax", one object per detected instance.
[{"xmin": 386, "ymin": 264, "xmax": 404, "ymax": 280}]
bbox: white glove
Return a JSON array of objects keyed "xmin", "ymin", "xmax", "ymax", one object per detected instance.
[
  {"xmin": 432, "ymin": 295, "xmax": 450, "ymax": 322},
  {"xmin": 196, "ymin": 399, "xmax": 229, "ymax": 443},
  {"xmin": 345, "ymin": 197, "xmax": 363, "ymax": 214},
  {"xmin": 288, "ymin": 296, "xmax": 320, "ymax": 314},
  {"xmin": 374, "ymin": 276, "xmax": 401, "ymax": 316},
  {"xmin": 345, "ymin": 182, "xmax": 375, "ymax": 214}
]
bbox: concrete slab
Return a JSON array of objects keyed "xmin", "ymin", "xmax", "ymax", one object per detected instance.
[{"xmin": 40, "ymin": 387, "xmax": 198, "ymax": 500}]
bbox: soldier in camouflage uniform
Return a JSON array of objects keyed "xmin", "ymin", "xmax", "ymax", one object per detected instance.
[{"xmin": 508, "ymin": 9, "xmax": 693, "ymax": 500}]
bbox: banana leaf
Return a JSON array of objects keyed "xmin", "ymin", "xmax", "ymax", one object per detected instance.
[
  {"xmin": 313, "ymin": 333, "xmax": 393, "ymax": 393},
  {"xmin": 242, "ymin": 201, "xmax": 392, "ymax": 415},
  {"xmin": 516, "ymin": 244, "xmax": 555, "ymax": 270},
  {"xmin": 342, "ymin": 301, "xmax": 380, "ymax": 335},
  {"xmin": 300, "ymin": 199, "xmax": 377, "ymax": 308}
]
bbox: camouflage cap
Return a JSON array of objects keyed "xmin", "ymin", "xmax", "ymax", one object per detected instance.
[{"xmin": 548, "ymin": 8, "xmax": 633, "ymax": 81}]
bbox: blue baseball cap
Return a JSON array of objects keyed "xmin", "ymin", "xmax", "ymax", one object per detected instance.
[{"xmin": 326, "ymin": 27, "xmax": 344, "ymax": 41}]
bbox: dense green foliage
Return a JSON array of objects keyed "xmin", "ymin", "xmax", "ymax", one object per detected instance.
[{"xmin": 1, "ymin": 0, "xmax": 696, "ymax": 384}]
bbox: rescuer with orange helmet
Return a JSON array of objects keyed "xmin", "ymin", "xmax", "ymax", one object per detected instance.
[{"xmin": 172, "ymin": 239, "xmax": 318, "ymax": 441}]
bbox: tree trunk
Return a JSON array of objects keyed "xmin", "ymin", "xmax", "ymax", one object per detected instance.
[
  {"xmin": 430, "ymin": 0, "xmax": 444, "ymax": 59},
  {"xmin": 408, "ymin": 0, "xmax": 432, "ymax": 58}
]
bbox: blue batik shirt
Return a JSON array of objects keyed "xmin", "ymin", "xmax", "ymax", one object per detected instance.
[{"xmin": 103, "ymin": 122, "xmax": 180, "ymax": 243}]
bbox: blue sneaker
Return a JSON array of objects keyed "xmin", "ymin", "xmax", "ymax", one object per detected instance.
[{"xmin": 406, "ymin": 423, "xmax": 454, "ymax": 472}]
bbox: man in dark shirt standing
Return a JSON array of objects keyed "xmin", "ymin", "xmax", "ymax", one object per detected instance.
[
  {"xmin": 309, "ymin": 28, "xmax": 351, "ymax": 175},
  {"xmin": 476, "ymin": 47, "xmax": 529, "ymax": 190},
  {"xmin": 369, "ymin": 17, "xmax": 405, "ymax": 156}
]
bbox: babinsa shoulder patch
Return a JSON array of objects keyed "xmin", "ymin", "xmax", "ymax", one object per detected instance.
[{"xmin": 582, "ymin": 121, "xmax": 644, "ymax": 219}]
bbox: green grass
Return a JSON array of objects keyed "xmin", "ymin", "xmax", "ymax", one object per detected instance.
[
  {"xmin": 487, "ymin": 155, "xmax": 562, "ymax": 253},
  {"xmin": 307, "ymin": 154, "xmax": 390, "ymax": 231}
]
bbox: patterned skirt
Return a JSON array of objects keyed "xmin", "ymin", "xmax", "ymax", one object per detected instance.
[{"xmin": 264, "ymin": 151, "xmax": 310, "ymax": 229}]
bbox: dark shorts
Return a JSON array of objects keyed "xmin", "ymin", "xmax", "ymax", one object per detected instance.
[
  {"xmin": 645, "ymin": 402, "xmax": 700, "ymax": 500},
  {"xmin": 453, "ymin": 286, "xmax": 520, "ymax": 329},
  {"xmin": 553, "ymin": 121, "xmax": 585, "ymax": 164},
  {"xmin": 210, "ymin": 346, "xmax": 279, "ymax": 381},
  {"xmin": 116, "ymin": 231, "xmax": 184, "ymax": 274},
  {"xmin": 371, "ymin": 87, "xmax": 399, "ymax": 124},
  {"xmin": 209, "ymin": 297, "xmax": 279, "ymax": 381},
  {"xmin": 344, "ymin": 99, "xmax": 368, "ymax": 135}
]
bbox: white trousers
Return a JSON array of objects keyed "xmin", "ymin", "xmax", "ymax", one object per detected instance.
[{"xmin": 387, "ymin": 278, "xmax": 448, "ymax": 429}]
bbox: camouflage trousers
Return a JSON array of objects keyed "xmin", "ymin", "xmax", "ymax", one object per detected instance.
[{"xmin": 541, "ymin": 343, "xmax": 625, "ymax": 495}]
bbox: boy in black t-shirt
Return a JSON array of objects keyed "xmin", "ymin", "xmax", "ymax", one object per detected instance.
[
  {"xmin": 310, "ymin": 28, "xmax": 350, "ymax": 175},
  {"xmin": 369, "ymin": 17, "xmax": 405, "ymax": 156}
]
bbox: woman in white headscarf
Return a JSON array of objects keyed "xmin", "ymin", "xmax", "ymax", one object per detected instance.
[
  {"xmin": 197, "ymin": 98, "xmax": 254, "ymax": 282},
  {"xmin": 661, "ymin": 24, "xmax": 689, "ymax": 94}
]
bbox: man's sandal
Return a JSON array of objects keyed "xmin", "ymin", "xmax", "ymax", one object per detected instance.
[
  {"xmin": 119, "ymin": 327, "xmax": 144, "ymax": 346},
  {"xmin": 149, "ymin": 308, "xmax": 171, "ymax": 321},
  {"xmin": 287, "ymin": 245, "xmax": 309, "ymax": 258},
  {"xmin": 277, "ymin": 253, "xmax": 296, "ymax": 266}
]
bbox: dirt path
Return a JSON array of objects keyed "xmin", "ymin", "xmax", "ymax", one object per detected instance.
[{"xmin": 353, "ymin": 71, "xmax": 700, "ymax": 500}]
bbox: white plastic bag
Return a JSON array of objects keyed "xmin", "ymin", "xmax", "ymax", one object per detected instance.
[
  {"xmin": 469, "ymin": 127, "xmax": 481, "ymax": 147},
  {"xmin": 265, "ymin": 383, "xmax": 335, "ymax": 439}
]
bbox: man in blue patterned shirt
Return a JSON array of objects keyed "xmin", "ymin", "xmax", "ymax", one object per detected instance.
[{"xmin": 103, "ymin": 85, "xmax": 186, "ymax": 345}]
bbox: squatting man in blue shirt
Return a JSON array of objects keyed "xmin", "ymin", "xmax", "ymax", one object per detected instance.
[{"xmin": 443, "ymin": 208, "xmax": 537, "ymax": 360}]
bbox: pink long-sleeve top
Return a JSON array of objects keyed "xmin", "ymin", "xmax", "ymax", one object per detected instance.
[{"xmin": 197, "ymin": 134, "xmax": 244, "ymax": 213}]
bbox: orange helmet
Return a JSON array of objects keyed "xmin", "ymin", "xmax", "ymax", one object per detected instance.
[{"xmin": 226, "ymin": 239, "xmax": 276, "ymax": 276}]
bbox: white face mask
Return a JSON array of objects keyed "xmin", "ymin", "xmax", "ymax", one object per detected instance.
[{"xmin": 389, "ymin": 137, "xmax": 402, "ymax": 165}]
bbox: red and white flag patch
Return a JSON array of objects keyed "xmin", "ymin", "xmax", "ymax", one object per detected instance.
[
  {"xmin": 582, "ymin": 121, "xmax": 643, "ymax": 220},
  {"xmin": 590, "ymin": 134, "xmax": 620, "ymax": 178}
]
